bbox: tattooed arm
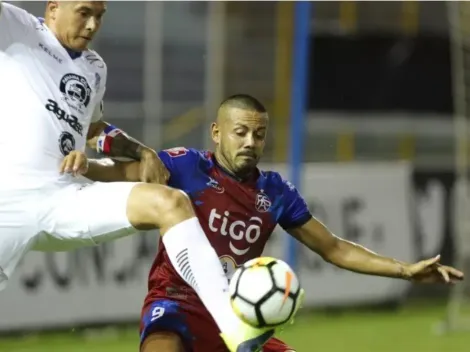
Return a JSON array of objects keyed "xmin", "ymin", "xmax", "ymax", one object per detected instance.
[
  {"xmin": 87, "ymin": 120, "xmax": 153, "ymax": 160},
  {"xmin": 86, "ymin": 113, "xmax": 169, "ymax": 184}
]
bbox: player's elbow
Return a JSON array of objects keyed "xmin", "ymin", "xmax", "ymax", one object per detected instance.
[
  {"xmin": 319, "ymin": 235, "xmax": 344, "ymax": 265},
  {"xmin": 294, "ymin": 222, "xmax": 343, "ymax": 264},
  {"xmin": 322, "ymin": 236, "xmax": 360, "ymax": 268}
]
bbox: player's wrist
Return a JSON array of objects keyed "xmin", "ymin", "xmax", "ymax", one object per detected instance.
[{"xmin": 396, "ymin": 261, "xmax": 412, "ymax": 280}]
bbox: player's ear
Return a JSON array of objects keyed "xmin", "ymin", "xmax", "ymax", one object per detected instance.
[
  {"xmin": 211, "ymin": 122, "xmax": 220, "ymax": 144},
  {"xmin": 46, "ymin": 1, "xmax": 59, "ymax": 18}
]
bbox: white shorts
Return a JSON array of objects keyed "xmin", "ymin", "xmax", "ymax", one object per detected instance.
[{"xmin": 0, "ymin": 178, "xmax": 141, "ymax": 290}]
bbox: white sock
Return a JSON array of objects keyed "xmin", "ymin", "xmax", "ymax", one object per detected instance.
[{"xmin": 162, "ymin": 217, "xmax": 240, "ymax": 335}]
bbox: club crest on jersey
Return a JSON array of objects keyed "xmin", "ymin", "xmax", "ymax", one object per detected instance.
[
  {"xmin": 58, "ymin": 131, "xmax": 75, "ymax": 156},
  {"xmin": 164, "ymin": 147, "xmax": 188, "ymax": 158},
  {"xmin": 255, "ymin": 191, "xmax": 272, "ymax": 213},
  {"xmin": 207, "ymin": 177, "xmax": 224, "ymax": 194},
  {"xmin": 59, "ymin": 73, "xmax": 92, "ymax": 112}
]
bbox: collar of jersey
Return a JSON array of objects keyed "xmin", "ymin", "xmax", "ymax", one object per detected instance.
[
  {"xmin": 37, "ymin": 17, "xmax": 83, "ymax": 60},
  {"xmin": 211, "ymin": 153, "xmax": 260, "ymax": 185}
]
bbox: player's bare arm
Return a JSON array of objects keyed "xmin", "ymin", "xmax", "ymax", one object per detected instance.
[
  {"xmin": 57, "ymin": 149, "xmax": 141, "ymax": 181},
  {"xmin": 288, "ymin": 217, "xmax": 464, "ymax": 283},
  {"xmin": 87, "ymin": 120, "xmax": 151, "ymax": 160},
  {"xmin": 86, "ymin": 120, "xmax": 169, "ymax": 184}
]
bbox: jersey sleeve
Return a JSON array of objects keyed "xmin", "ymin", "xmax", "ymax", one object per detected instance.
[
  {"xmin": 157, "ymin": 147, "xmax": 200, "ymax": 187},
  {"xmin": 278, "ymin": 179, "xmax": 312, "ymax": 231},
  {"xmin": 88, "ymin": 51, "xmax": 107, "ymax": 123},
  {"xmin": 90, "ymin": 99, "xmax": 104, "ymax": 122},
  {"xmin": 0, "ymin": 2, "xmax": 35, "ymax": 45}
]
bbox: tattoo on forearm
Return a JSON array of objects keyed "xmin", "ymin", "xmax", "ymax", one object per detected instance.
[
  {"xmin": 94, "ymin": 123, "xmax": 149, "ymax": 161},
  {"xmin": 108, "ymin": 134, "xmax": 144, "ymax": 160}
]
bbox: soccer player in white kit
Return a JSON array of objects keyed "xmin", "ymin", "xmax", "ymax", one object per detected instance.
[{"xmin": 0, "ymin": 2, "xmax": 274, "ymax": 351}]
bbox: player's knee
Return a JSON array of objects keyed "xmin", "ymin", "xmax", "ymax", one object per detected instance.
[
  {"xmin": 127, "ymin": 183, "xmax": 194, "ymax": 231},
  {"xmin": 141, "ymin": 331, "xmax": 185, "ymax": 352},
  {"xmin": 152, "ymin": 186, "xmax": 193, "ymax": 221},
  {"xmin": 164, "ymin": 188, "xmax": 192, "ymax": 213}
]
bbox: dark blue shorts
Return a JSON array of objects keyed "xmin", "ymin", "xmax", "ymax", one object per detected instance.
[
  {"xmin": 140, "ymin": 299, "xmax": 194, "ymax": 351},
  {"xmin": 140, "ymin": 299, "xmax": 294, "ymax": 352}
]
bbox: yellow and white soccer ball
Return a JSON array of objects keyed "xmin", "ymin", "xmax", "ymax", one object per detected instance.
[{"xmin": 229, "ymin": 257, "xmax": 304, "ymax": 329}]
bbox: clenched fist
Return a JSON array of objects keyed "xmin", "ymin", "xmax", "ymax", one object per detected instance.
[{"xmin": 59, "ymin": 150, "xmax": 89, "ymax": 177}]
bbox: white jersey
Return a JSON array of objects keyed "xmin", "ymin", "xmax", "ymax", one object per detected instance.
[{"xmin": 0, "ymin": 3, "xmax": 106, "ymax": 187}]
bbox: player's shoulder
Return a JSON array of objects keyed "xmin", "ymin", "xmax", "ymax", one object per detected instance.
[
  {"xmin": 1, "ymin": 2, "xmax": 37, "ymax": 30},
  {"xmin": 1, "ymin": 2, "xmax": 28, "ymax": 19},
  {"xmin": 162, "ymin": 146, "xmax": 197, "ymax": 158},
  {"xmin": 260, "ymin": 169, "xmax": 287, "ymax": 186},
  {"xmin": 161, "ymin": 147, "xmax": 210, "ymax": 164},
  {"xmin": 259, "ymin": 169, "xmax": 298, "ymax": 193},
  {"xmin": 82, "ymin": 49, "xmax": 107, "ymax": 74}
]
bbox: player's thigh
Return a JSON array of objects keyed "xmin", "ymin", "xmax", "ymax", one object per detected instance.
[
  {"xmin": 33, "ymin": 180, "xmax": 140, "ymax": 251},
  {"xmin": 141, "ymin": 331, "xmax": 185, "ymax": 352},
  {"xmin": 0, "ymin": 190, "xmax": 39, "ymax": 289},
  {"xmin": 141, "ymin": 300, "xmax": 193, "ymax": 352},
  {"xmin": 263, "ymin": 338, "xmax": 296, "ymax": 352}
]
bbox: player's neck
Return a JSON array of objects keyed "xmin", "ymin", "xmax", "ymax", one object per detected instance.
[
  {"xmin": 213, "ymin": 152, "xmax": 254, "ymax": 183},
  {"xmin": 40, "ymin": 17, "xmax": 83, "ymax": 59}
]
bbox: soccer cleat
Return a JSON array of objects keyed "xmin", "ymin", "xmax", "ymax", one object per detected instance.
[
  {"xmin": 220, "ymin": 322, "xmax": 275, "ymax": 352},
  {"xmin": 221, "ymin": 289, "xmax": 305, "ymax": 352}
]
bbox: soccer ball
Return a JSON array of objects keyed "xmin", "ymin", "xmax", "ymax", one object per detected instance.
[{"xmin": 229, "ymin": 257, "xmax": 303, "ymax": 329}]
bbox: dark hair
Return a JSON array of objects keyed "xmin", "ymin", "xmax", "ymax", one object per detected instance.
[{"xmin": 219, "ymin": 94, "xmax": 267, "ymax": 113}]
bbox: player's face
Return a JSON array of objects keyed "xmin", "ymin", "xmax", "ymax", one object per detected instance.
[
  {"xmin": 213, "ymin": 108, "xmax": 268, "ymax": 176},
  {"xmin": 48, "ymin": 1, "xmax": 106, "ymax": 51}
]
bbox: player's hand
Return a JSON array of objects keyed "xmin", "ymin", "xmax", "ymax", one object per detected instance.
[
  {"xmin": 404, "ymin": 255, "xmax": 464, "ymax": 284},
  {"xmin": 59, "ymin": 150, "xmax": 89, "ymax": 177},
  {"xmin": 139, "ymin": 148, "xmax": 170, "ymax": 184}
]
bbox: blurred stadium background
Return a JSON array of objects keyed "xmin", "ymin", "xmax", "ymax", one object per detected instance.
[{"xmin": 1, "ymin": 1, "xmax": 470, "ymax": 351}]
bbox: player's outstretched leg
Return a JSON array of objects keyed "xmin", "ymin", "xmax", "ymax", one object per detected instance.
[
  {"xmin": 140, "ymin": 331, "xmax": 184, "ymax": 352},
  {"xmin": 127, "ymin": 183, "xmax": 273, "ymax": 352}
]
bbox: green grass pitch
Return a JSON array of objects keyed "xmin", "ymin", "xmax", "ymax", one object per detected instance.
[{"xmin": 0, "ymin": 303, "xmax": 468, "ymax": 352}]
